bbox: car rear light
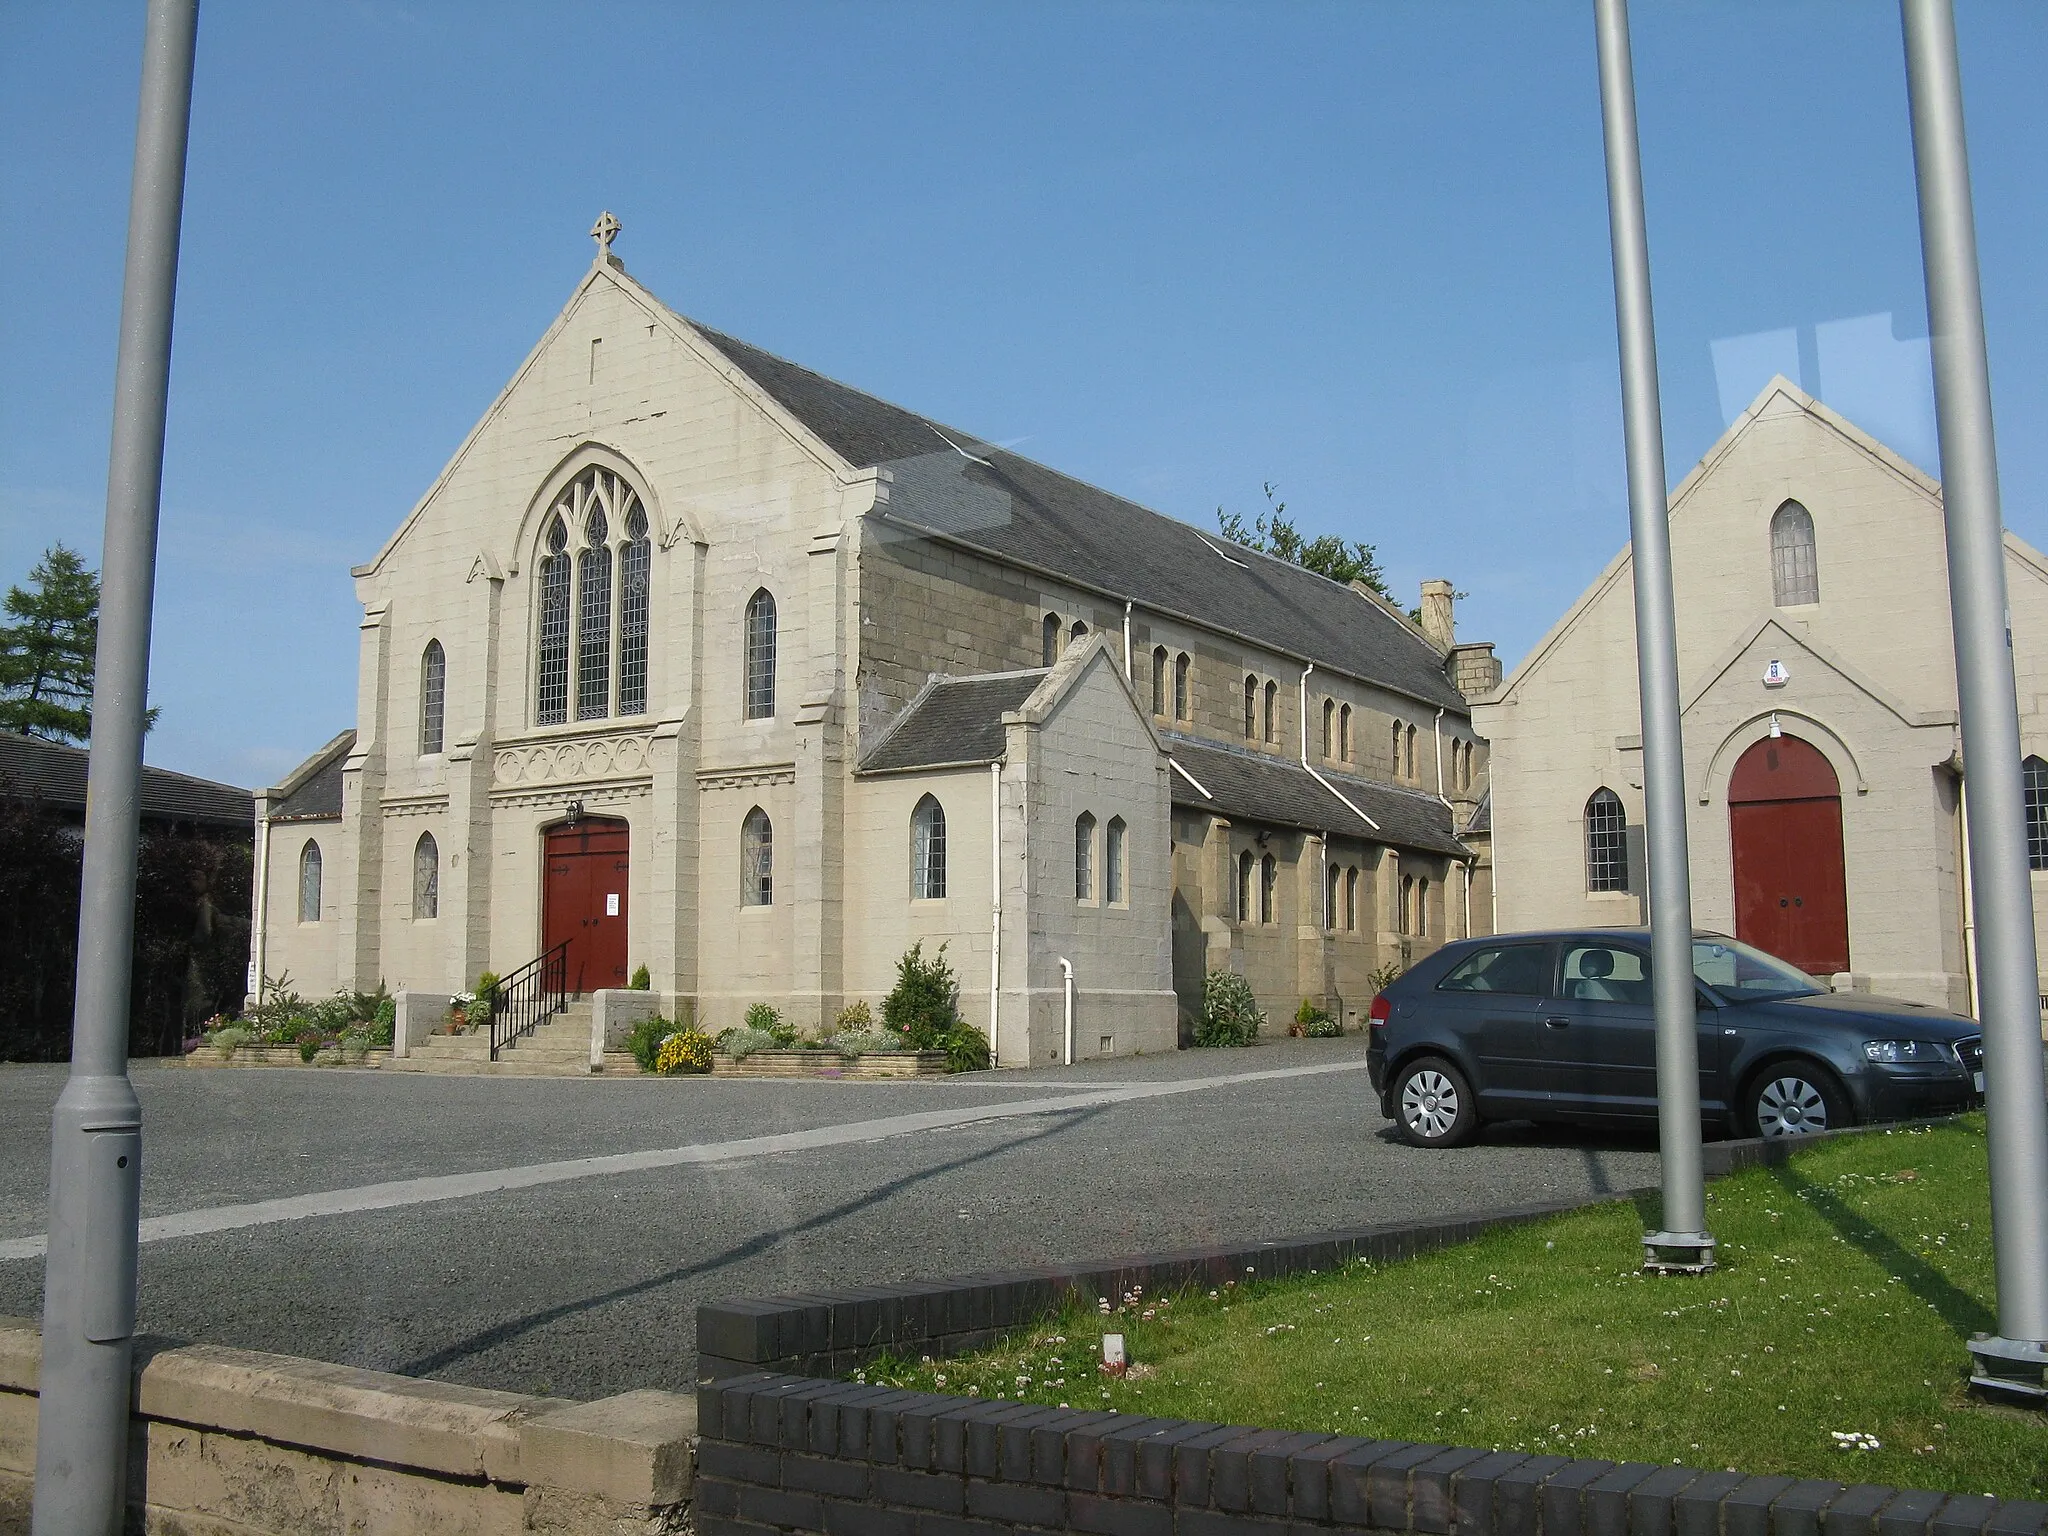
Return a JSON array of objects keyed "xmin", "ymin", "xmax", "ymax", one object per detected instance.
[{"xmin": 1368, "ymin": 994, "xmax": 1391, "ymax": 1033}]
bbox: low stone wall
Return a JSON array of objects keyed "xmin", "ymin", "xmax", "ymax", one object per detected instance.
[
  {"xmin": 184, "ymin": 1046, "xmax": 393, "ymax": 1069},
  {"xmin": 0, "ymin": 1317, "xmax": 694, "ymax": 1535},
  {"xmin": 719, "ymin": 1050, "xmax": 951, "ymax": 1080},
  {"xmin": 693, "ymin": 1370, "xmax": 2044, "ymax": 1536}
]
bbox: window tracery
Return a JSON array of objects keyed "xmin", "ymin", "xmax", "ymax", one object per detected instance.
[{"xmin": 533, "ymin": 467, "xmax": 651, "ymax": 725}]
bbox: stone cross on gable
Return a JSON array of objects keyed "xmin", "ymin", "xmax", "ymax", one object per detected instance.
[{"xmin": 590, "ymin": 211, "xmax": 621, "ymax": 259}]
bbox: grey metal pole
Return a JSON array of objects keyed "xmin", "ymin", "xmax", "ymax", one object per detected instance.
[
  {"xmin": 31, "ymin": 1, "xmax": 199, "ymax": 1529},
  {"xmin": 1901, "ymin": 0, "xmax": 2048, "ymax": 1402},
  {"xmin": 1591, "ymin": 0, "xmax": 1713, "ymax": 1272}
]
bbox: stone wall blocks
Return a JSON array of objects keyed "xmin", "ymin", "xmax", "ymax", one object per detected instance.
[{"xmin": 520, "ymin": 1388, "xmax": 697, "ymax": 1507}]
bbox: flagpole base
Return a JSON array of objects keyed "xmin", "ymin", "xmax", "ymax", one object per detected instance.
[
  {"xmin": 1967, "ymin": 1334, "xmax": 2048, "ymax": 1405},
  {"xmin": 1641, "ymin": 1229, "xmax": 1716, "ymax": 1274}
]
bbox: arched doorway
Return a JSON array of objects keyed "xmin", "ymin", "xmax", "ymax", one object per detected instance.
[
  {"xmin": 542, "ymin": 817, "xmax": 630, "ymax": 994},
  {"xmin": 1728, "ymin": 735, "xmax": 1849, "ymax": 975}
]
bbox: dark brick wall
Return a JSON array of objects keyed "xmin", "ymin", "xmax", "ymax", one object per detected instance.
[{"xmin": 694, "ymin": 1372, "xmax": 2048, "ymax": 1536}]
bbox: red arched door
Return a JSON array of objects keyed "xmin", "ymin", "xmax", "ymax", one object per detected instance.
[
  {"xmin": 1728, "ymin": 735, "xmax": 1849, "ymax": 975},
  {"xmin": 543, "ymin": 817, "xmax": 630, "ymax": 994}
]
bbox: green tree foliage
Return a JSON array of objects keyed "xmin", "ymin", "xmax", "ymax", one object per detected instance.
[
  {"xmin": 1193, "ymin": 968, "xmax": 1263, "ymax": 1047},
  {"xmin": 1215, "ymin": 483, "xmax": 1390, "ymax": 598},
  {"xmin": 882, "ymin": 942, "xmax": 991, "ymax": 1071},
  {"xmin": 0, "ymin": 545, "xmax": 100, "ymax": 742}
]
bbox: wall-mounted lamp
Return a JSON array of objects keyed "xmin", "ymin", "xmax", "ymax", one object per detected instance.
[
  {"xmin": 564, "ymin": 799, "xmax": 585, "ymax": 827},
  {"xmin": 1768, "ymin": 714, "xmax": 1783, "ymax": 740}
]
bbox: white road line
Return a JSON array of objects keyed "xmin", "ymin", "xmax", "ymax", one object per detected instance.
[{"xmin": 0, "ymin": 1058, "xmax": 1371, "ymax": 1262}]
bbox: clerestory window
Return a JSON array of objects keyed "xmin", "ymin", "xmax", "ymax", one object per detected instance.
[{"xmin": 744, "ymin": 589, "xmax": 777, "ymax": 719}]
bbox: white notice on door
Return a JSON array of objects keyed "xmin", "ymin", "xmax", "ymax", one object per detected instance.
[{"xmin": 606, "ymin": 893, "xmax": 619, "ymax": 916}]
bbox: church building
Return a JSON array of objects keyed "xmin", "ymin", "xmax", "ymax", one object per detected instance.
[
  {"xmin": 249, "ymin": 219, "xmax": 1498, "ymax": 1064},
  {"xmin": 1475, "ymin": 376, "xmax": 2048, "ymax": 1014}
]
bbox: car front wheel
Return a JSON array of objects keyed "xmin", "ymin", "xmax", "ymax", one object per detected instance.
[
  {"xmin": 1391, "ymin": 1056, "xmax": 1478, "ymax": 1148},
  {"xmin": 1745, "ymin": 1064, "xmax": 1853, "ymax": 1139}
]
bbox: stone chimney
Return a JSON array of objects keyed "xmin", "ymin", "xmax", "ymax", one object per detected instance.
[{"xmin": 1419, "ymin": 580, "xmax": 1456, "ymax": 652}]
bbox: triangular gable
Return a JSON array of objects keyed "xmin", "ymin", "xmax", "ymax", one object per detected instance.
[
  {"xmin": 352, "ymin": 257, "xmax": 869, "ymax": 581},
  {"xmin": 1678, "ymin": 615, "xmax": 1952, "ymax": 730},
  {"xmin": 1489, "ymin": 375, "xmax": 1946, "ymax": 708},
  {"xmin": 1009, "ymin": 637, "xmax": 1167, "ymax": 755}
]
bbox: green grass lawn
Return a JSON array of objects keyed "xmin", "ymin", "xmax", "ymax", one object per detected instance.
[{"xmin": 861, "ymin": 1116, "xmax": 2045, "ymax": 1498}]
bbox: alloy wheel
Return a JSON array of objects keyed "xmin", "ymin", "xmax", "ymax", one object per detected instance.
[
  {"xmin": 1755, "ymin": 1074, "xmax": 1830, "ymax": 1137},
  {"xmin": 1401, "ymin": 1069, "xmax": 1461, "ymax": 1141}
]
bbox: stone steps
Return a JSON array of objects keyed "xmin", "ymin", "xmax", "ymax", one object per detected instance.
[{"xmin": 390, "ymin": 1004, "xmax": 629, "ymax": 1076}]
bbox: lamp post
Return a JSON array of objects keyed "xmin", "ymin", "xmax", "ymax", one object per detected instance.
[
  {"xmin": 1900, "ymin": 0, "xmax": 2048, "ymax": 1402},
  {"xmin": 1591, "ymin": 0, "xmax": 1713, "ymax": 1273},
  {"xmin": 31, "ymin": 2, "xmax": 199, "ymax": 1531}
]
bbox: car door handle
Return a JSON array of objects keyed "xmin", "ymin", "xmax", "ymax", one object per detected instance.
[{"xmin": 1543, "ymin": 1017, "xmax": 1571, "ymax": 1029}]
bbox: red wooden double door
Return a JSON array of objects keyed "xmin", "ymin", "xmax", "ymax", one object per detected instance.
[
  {"xmin": 1728, "ymin": 735, "xmax": 1850, "ymax": 976},
  {"xmin": 543, "ymin": 818, "xmax": 630, "ymax": 995}
]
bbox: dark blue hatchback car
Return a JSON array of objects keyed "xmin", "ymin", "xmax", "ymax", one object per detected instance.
[{"xmin": 1365, "ymin": 929, "xmax": 1983, "ymax": 1148}]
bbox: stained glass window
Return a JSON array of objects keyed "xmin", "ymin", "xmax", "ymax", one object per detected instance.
[
  {"xmin": 413, "ymin": 832, "xmax": 439, "ymax": 919},
  {"xmin": 420, "ymin": 640, "xmax": 445, "ymax": 754},
  {"xmin": 741, "ymin": 807, "xmax": 772, "ymax": 905},
  {"xmin": 745, "ymin": 590, "xmax": 777, "ymax": 719},
  {"xmin": 619, "ymin": 505, "xmax": 650, "ymax": 716},
  {"xmin": 577, "ymin": 508, "xmax": 612, "ymax": 720},
  {"xmin": 537, "ymin": 516, "xmax": 570, "ymax": 724},
  {"xmin": 912, "ymin": 795, "xmax": 947, "ymax": 899},
  {"xmin": 298, "ymin": 841, "xmax": 322, "ymax": 923}
]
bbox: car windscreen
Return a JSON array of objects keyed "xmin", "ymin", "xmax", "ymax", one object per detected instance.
[
  {"xmin": 1691, "ymin": 937, "xmax": 1823, "ymax": 1000},
  {"xmin": 1436, "ymin": 943, "xmax": 1550, "ymax": 995}
]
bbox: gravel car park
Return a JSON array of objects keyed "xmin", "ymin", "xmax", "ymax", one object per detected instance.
[{"xmin": 1367, "ymin": 929, "xmax": 1984, "ymax": 1147}]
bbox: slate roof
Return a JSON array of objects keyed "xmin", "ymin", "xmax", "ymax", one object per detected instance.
[
  {"xmin": 269, "ymin": 731, "xmax": 353, "ymax": 822},
  {"xmin": 691, "ymin": 324, "xmax": 1468, "ymax": 713},
  {"xmin": 1463, "ymin": 789, "xmax": 1491, "ymax": 837},
  {"xmin": 1163, "ymin": 733, "xmax": 1469, "ymax": 858},
  {"xmin": 0, "ymin": 730, "xmax": 253, "ymax": 831},
  {"xmin": 857, "ymin": 673, "xmax": 1046, "ymax": 773}
]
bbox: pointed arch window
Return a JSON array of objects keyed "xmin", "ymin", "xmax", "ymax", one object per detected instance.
[
  {"xmin": 619, "ymin": 505, "xmax": 650, "ymax": 716},
  {"xmin": 1390, "ymin": 720, "xmax": 1402, "ymax": 775},
  {"xmin": 1243, "ymin": 676, "xmax": 1258, "ymax": 739},
  {"xmin": 298, "ymin": 841, "xmax": 322, "ymax": 923},
  {"xmin": 2026, "ymin": 757, "xmax": 2048, "ymax": 871},
  {"xmin": 912, "ymin": 795, "xmax": 947, "ymax": 899},
  {"xmin": 1417, "ymin": 876, "xmax": 1430, "ymax": 938},
  {"xmin": 741, "ymin": 807, "xmax": 773, "ymax": 905},
  {"xmin": 1069, "ymin": 619, "xmax": 1089, "ymax": 645},
  {"xmin": 1151, "ymin": 647, "xmax": 1168, "ymax": 715},
  {"xmin": 1106, "ymin": 817, "xmax": 1126, "ymax": 904},
  {"xmin": 536, "ymin": 516, "xmax": 571, "ymax": 724},
  {"xmin": 1585, "ymin": 787, "xmax": 1628, "ymax": 892},
  {"xmin": 1174, "ymin": 653, "xmax": 1190, "ymax": 720},
  {"xmin": 1399, "ymin": 874, "xmax": 1414, "ymax": 934},
  {"xmin": 413, "ymin": 832, "xmax": 439, "ymax": 919},
  {"xmin": 1325, "ymin": 863, "xmax": 1340, "ymax": 930},
  {"xmin": 1263, "ymin": 679, "xmax": 1278, "ymax": 743},
  {"xmin": 1345, "ymin": 867, "xmax": 1359, "ymax": 931},
  {"xmin": 1260, "ymin": 853, "xmax": 1278, "ymax": 923},
  {"xmin": 1321, "ymin": 698, "xmax": 1336, "ymax": 758},
  {"xmin": 576, "ymin": 504, "xmax": 613, "ymax": 720},
  {"xmin": 1075, "ymin": 812, "xmax": 1096, "ymax": 901},
  {"xmin": 1042, "ymin": 613, "xmax": 1061, "ymax": 667},
  {"xmin": 744, "ymin": 589, "xmax": 777, "ymax": 719},
  {"xmin": 1339, "ymin": 703, "xmax": 1353, "ymax": 762},
  {"xmin": 1405, "ymin": 724, "xmax": 1417, "ymax": 779},
  {"xmin": 1237, "ymin": 850, "xmax": 1255, "ymax": 921},
  {"xmin": 419, "ymin": 639, "xmax": 445, "ymax": 755},
  {"xmin": 535, "ymin": 467, "xmax": 651, "ymax": 725},
  {"xmin": 1771, "ymin": 500, "xmax": 1820, "ymax": 606}
]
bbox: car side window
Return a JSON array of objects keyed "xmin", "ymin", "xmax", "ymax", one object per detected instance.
[
  {"xmin": 1559, "ymin": 944, "xmax": 1652, "ymax": 1006},
  {"xmin": 1437, "ymin": 944, "xmax": 1550, "ymax": 996}
]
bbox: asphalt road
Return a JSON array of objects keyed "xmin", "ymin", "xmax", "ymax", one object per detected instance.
[{"xmin": 0, "ymin": 1042, "xmax": 1664, "ymax": 1401}]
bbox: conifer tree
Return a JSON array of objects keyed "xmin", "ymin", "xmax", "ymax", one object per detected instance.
[{"xmin": 0, "ymin": 545, "xmax": 101, "ymax": 743}]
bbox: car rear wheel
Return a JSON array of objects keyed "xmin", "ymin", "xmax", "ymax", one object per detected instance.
[
  {"xmin": 1745, "ymin": 1064, "xmax": 1853, "ymax": 1139},
  {"xmin": 1392, "ymin": 1056, "xmax": 1478, "ymax": 1148}
]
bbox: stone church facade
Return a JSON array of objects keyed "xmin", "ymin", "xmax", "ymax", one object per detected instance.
[
  {"xmin": 1475, "ymin": 376, "xmax": 2048, "ymax": 1014},
  {"xmin": 249, "ymin": 225, "xmax": 1498, "ymax": 1064}
]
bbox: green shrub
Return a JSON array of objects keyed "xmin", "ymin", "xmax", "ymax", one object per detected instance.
[
  {"xmin": 938, "ymin": 1022, "xmax": 992, "ymax": 1072},
  {"xmin": 834, "ymin": 1000, "xmax": 874, "ymax": 1033},
  {"xmin": 209, "ymin": 1025, "xmax": 251, "ymax": 1060},
  {"xmin": 1194, "ymin": 970, "xmax": 1263, "ymax": 1047},
  {"xmin": 882, "ymin": 942, "xmax": 960, "ymax": 1048},
  {"xmin": 656, "ymin": 1028, "xmax": 714, "ymax": 1075},
  {"xmin": 365, "ymin": 996, "xmax": 397, "ymax": 1048},
  {"xmin": 1291, "ymin": 998, "xmax": 1342, "ymax": 1038},
  {"xmin": 629, "ymin": 964, "xmax": 652, "ymax": 991},
  {"xmin": 1366, "ymin": 960, "xmax": 1405, "ymax": 994},
  {"xmin": 720, "ymin": 1026, "xmax": 779, "ymax": 1061},
  {"xmin": 338, "ymin": 1028, "xmax": 372, "ymax": 1063},
  {"xmin": 829, "ymin": 1028, "xmax": 903, "ymax": 1057},
  {"xmin": 625, "ymin": 1013, "xmax": 673, "ymax": 1074},
  {"xmin": 295, "ymin": 1029, "xmax": 324, "ymax": 1063},
  {"xmin": 744, "ymin": 1001, "xmax": 797, "ymax": 1046}
]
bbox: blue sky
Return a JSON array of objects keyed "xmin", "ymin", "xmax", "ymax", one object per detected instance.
[{"xmin": 2, "ymin": 2, "xmax": 2043, "ymax": 787}]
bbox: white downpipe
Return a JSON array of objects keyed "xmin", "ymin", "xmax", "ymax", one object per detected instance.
[
  {"xmin": 990, "ymin": 762, "xmax": 1004, "ymax": 1064},
  {"xmin": 1122, "ymin": 600, "xmax": 1133, "ymax": 679},
  {"xmin": 1169, "ymin": 757, "xmax": 1213, "ymax": 799},
  {"xmin": 1463, "ymin": 859, "xmax": 1475, "ymax": 940},
  {"xmin": 1432, "ymin": 707, "xmax": 1452, "ymax": 809},
  {"xmin": 1058, "ymin": 957, "xmax": 1075, "ymax": 1065},
  {"xmin": 1299, "ymin": 663, "xmax": 1381, "ymax": 831}
]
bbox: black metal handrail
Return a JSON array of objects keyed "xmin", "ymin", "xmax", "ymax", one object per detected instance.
[{"xmin": 489, "ymin": 940, "xmax": 569, "ymax": 1061}]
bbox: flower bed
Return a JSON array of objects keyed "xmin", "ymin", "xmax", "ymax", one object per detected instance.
[
  {"xmin": 186, "ymin": 1044, "xmax": 392, "ymax": 1069},
  {"xmin": 713, "ymin": 1049, "xmax": 950, "ymax": 1080}
]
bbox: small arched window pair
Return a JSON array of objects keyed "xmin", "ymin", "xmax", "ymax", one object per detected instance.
[
  {"xmin": 1318, "ymin": 699, "xmax": 1354, "ymax": 761},
  {"xmin": 1236, "ymin": 848, "xmax": 1275, "ymax": 921},
  {"xmin": 1323, "ymin": 863, "xmax": 1361, "ymax": 931},
  {"xmin": 1150, "ymin": 648, "xmax": 1189, "ymax": 719},
  {"xmin": 1074, "ymin": 813, "xmax": 1125, "ymax": 904}
]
